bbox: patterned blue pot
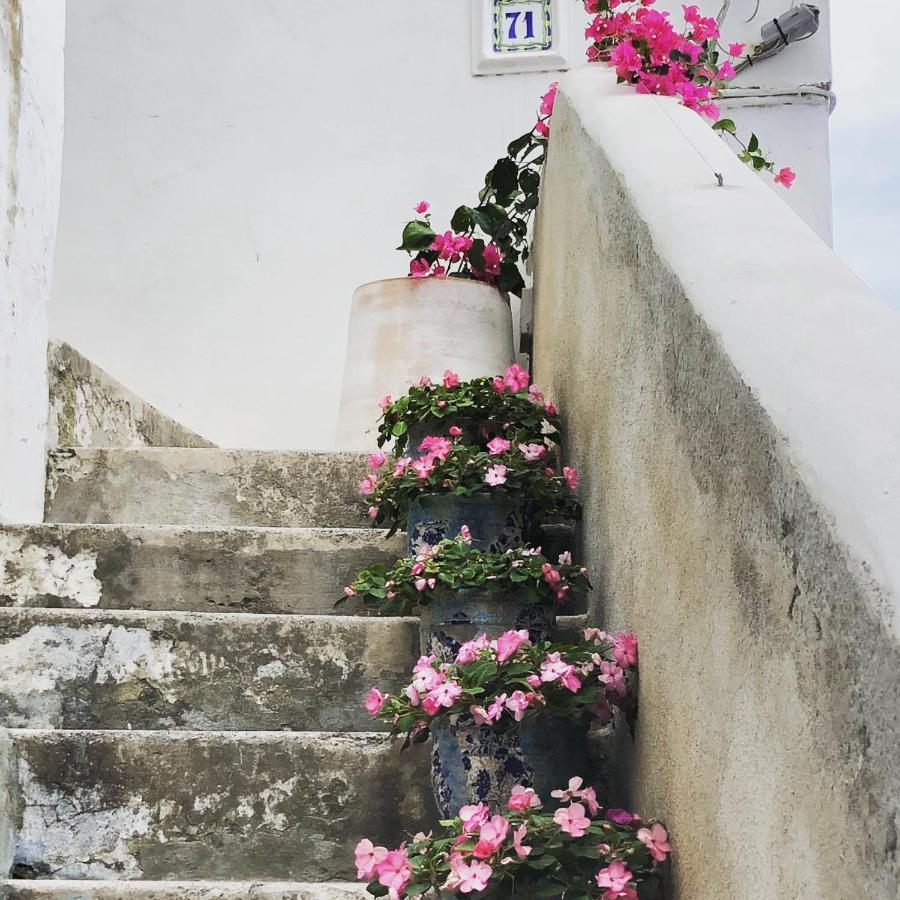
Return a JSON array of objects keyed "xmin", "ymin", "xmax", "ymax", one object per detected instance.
[
  {"xmin": 430, "ymin": 713, "xmax": 589, "ymax": 818},
  {"xmin": 419, "ymin": 586, "xmax": 555, "ymax": 661},
  {"xmin": 407, "ymin": 494, "xmax": 524, "ymax": 556}
]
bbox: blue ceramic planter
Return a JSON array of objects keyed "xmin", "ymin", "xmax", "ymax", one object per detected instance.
[
  {"xmin": 419, "ymin": 586, "xmax": 555, "ymax": 661},
  {"xmin": 430, "ymin": 713, "xmax": 588, "ymax": 818},
  {"xmin": 407, "ymin": 493, "xmax": 524, "ymax": 556}
]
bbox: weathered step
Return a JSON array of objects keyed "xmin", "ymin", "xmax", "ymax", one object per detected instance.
[
  {"xmin": 0, "ymin": 881, "xmax": 367, "ymax": 898},
  {"xmin": 45, "ymin": 450, "xmax": 370, "ymax": 528},
  {"xmin": 0, "ymin": 609, "xmax": 416, "ymax": 731},
  {"xmin": 0, "ymin": 524, "xmax": 403, "ymax": 615},
  {"xmin": 9, "ymin": 730, "xmax": 434, "ymax": 882}
]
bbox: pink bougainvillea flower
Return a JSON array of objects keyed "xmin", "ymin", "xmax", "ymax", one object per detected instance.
[
  {"xmin": 728, "ymin": 42, "xmax": 746, "ymax": 56},
  {"xmin": 507, "ymin": 785, "xmax": 542, "ymax": 811},
  {"xmin": 376, "ymin": 849, "xmax": 413, "ymax": 894},
  {"xmin": 354, "ymin": 838, "xmax": 388, "ymax": 880},
  {"xmin": 595, "ymin": 860, "xmax": 634, "ymax": 896},
  {"xmin": 503, "ymin": 363, "xmax": 531, "ymax": 393},
  {"xmin": 487, "ymin": 436, "xmax": 512, "ymax": 456},
  {"xmin": 774, "ymin": 166, "xmax": 796, "ymax": 189},
  {"xmin": 563, "ymin": 466, "xmax": 580, "ymax": 490},
  {"xmin": 613, "ymin": 632, "xmax": 639, "ymax": 667},
  {"xmin": 414, "ymin": 200, "xmax": 431, "ymax": 214},
  {"xmin": 367, "ymin": 451, "xmax": 387, "ymax": 470},
  {"xmin": 637, "ymin": 822, "xmax": 672, "ymax": 861},
  {"xmin": 364, "ymin": 687, "xmax": 386, "ymax": 715},
  {"xmin": 534, "ymin": 119, "xmax": 550, "ymax": 138},
  {"xmin": 540, "ymin": 81, "xmax": 558, "ymax": 116},
  {"xmin": 554, "ymin": 802, "xmax": 591, "ymax": 838},
  {"xmin": 409, "ymin": 257, "xmax": 431, "ymax": 278},
  {"xmin": 484, "ymin": 464, "xmax": 508, "ymax": 486},
  {"xmin": 717, "ymin": 60, "xmax": 735, "ymax": 80}
]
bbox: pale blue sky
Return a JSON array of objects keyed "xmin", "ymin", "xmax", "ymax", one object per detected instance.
[{"xmin": 831, "ymin": 1, "xmax": 899, "ymax": 308}]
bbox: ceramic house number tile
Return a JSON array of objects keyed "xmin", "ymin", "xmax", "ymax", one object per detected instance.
[{"xmin": 471, "ymin": 0, "xmax": 575, "ymax": 75}]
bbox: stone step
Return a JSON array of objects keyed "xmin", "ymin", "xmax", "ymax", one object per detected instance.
[
  {"xmin": 8, "ymin": 729, "xmax": 434, "ymax": 882},
  {"xmin": 0, "ymin": 881, "xmax": 367, "ymax": 898},
  {"xmin": 45, "ymin": 450, "xmax": 370, "ymax": 528},
  {"xmin": 0, "ymin": 524, "xmax": 402, "ymax": 615},
  {"xmin": 0, "ymin": 608, "xmax": 416, "ymax": 731}
]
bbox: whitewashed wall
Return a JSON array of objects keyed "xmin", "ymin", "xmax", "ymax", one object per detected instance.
[
  {"xmin": 51, "ymin": 1, "xmax": 831, "ymax": 449},
  {"xmin": 0, "ymin": 0, "xmax": 65, "ymax": 523}
]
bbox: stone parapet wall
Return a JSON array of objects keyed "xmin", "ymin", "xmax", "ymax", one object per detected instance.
[
  {"xmin": 47, "ymin": 342, "xmax": 214, "ymax": 449},
  {"xmin": 532, "ymin": 67, "xmax": 899, "ymax": 900}
]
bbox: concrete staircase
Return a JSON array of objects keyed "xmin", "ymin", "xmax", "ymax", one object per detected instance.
[{"xmin": 0, "ymin": 447, "xmax": 432, "ymax": 898}]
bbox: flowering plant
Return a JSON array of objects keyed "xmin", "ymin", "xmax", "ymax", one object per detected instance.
[
  {"xmin": 341, "ymin": 531, "xmax": 591, "ymax": 617},
  {"xmin": 399, "ymin": 84, "xmax": 557, "ymax": 294},
  {"xmin": 377, "ymin": 365, "xmax": 560, "ymax": 455},
  {"xmin": 354, "ymin": 780, "xmax": 670, "ymax": 898},
  {"xmin": 359, "ymin": 437, "xmax": 581, "ymax": 535},
  {"xmin": 584, "ymin": 0, "xmax": 794, "ymax": 186},
  {"xmin": 364, "ymin": 628, "xmax": 637, "ymax": 741}
]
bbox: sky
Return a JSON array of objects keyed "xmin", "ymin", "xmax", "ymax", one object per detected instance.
[{"xmin": 830, "ymin": 1, "xmax": 900, "ymax": 308}]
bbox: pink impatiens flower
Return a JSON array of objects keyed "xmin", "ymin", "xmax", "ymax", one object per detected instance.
[
  {"xmin": 473, "ymin": 815, "xmax": 510, "ymax": 858},
  {"xmin": 460, "ymin": 803, "xmax": 491, "ymax": 834},
  {"xmin": 364, "ymin": 687, "xmax": 385, "ymax": 715},
  {"xmin": 453, "ymin": 858, "xmax": 492, "ymax": 894},
  {"xmin": 613, "ymin": 632, "xmax": 639, "ymax": 667},
  {"xmin": 376, "ymin": 849, "xmax": 413, "ymax": 895},
  {"xmin": 607, "ymin": 808, "xmax": 641, "ymax": 826},
  {"xmin": 484, "ymin": 464, "xmax": 508, "ymax": 486},
  {"xmin": 487, "ymin": 436, "xmax": 512, "ymax": 456},
  {"xmin": 637, "ymin": 822, "xmax": 672, "ymax": 862},
  {"xmin": 519, "ymin": 442, "xmax": 547, "ymax": 461},
  {"xmin": 354, "ymin": 838, "xmax": 388, "ymax": 880},
  {"xmin": 367, "ymin": 451, "xmax": 387, "ymax": 469},
  {"xmin": 554, "ymin": 802, "xmax": 591, "ymax": 838},
  {"xmin": 503, "ymin": 363, "xmax": 531, "ymax": 393},
  {"xmin": 358, "ymin": 475, "xmax": 378, "ymax": 496},
  {"xmin": 595, "ymin": 860, "xmax": 634, "ymax": 896},
  {"xmin": 449, "ymin": 425, "xmax": 463, "ymax": 437},
  {"xmin": 563, "ymin": 466, "xmax": 580, "ymax": 490},
  {"xmin": 512, "ymin": 823, "xmax": 532, "ymax": 859},
  {"xmin": 507, "ymin": 785, "xmax": 542, "ymax": 811},
  {"xmin": 428, "ymin": 679, "xmax": 462, "ymax": 708},
  {"xmin": 379, "ymin": 394, "xmax": 392, "ymax": 411},
  {"xmin": 443, "ymin": 369, "xmax": 461, "ymax": 388},
  {"xmin": 774, "ymin": 166, "xmax": 796, "ymax": 189},
  {"xmin": 505, "ymin": 690, "xmax": 531, "ymax": 722},
  {"xmin": 494, "ymin": 628, "xmax": 531, "ymax": 662}
]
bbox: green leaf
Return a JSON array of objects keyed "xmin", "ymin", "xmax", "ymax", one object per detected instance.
[
  {"xmin": 519, "ymin": 169, "xmax": 541, "ymax": 194},
  {"xmin": 747, "ymin": 133, "xmax": 759, "ymax": 153},
  {"xmin": 451, "ymin": 205, "xmax": 475, "ymax": 233},
  {"xmin": 491, "ymin": 157, "xmax": 520, "ymax": 200},
  {"xmin": 712, "ymin": 118, "xmax": 736, "ymax": 134},
  {"xmin": 507, "ymin": 131, "xmax": 533, "ymax": 158},
  {"xmin": 398, "ymin": 220, "xmax": 436, "ymax": 252},
  {"xmin": 392, "ymin": 421, "xmax": 408, "ymax": 437}
]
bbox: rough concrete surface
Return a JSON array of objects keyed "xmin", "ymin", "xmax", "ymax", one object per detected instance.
[
  {"xmin": 47, "ymin": 342, "xmax": 214, "ymax": 450},
  {"xmin": 44, "ymin": 450, "xmax": 370, "ymax": 528},
  {"xmin": 0, "ymin": 730, "xmax": 15, "ymax": 877},
  {"xmin": 0, "ymin": 524, "xmax": 403, "ymax": 615},
  {"xmin": 9, "ymin": 729, "xmax": 434, "ymax": 881},
  {"xmin": 0, "ymin": 881, "xmax": 368, "ymax": 898},
  {"xmin": 532, "ymin": 69, "xmax": 900, "ymax": 899},
  {"xmin": 0, "ymin": 609, "xmax": 417, "ymax": 731}
]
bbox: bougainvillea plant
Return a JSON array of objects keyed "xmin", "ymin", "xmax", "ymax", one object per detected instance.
[
  {"xmin": 584, "ymin": 1, "xmax": 794, "ymax": 186},
  {"xmin": 377, "ymin": 365, "xmax": 560, "ymax": 456},
  {"xmin": 354, "ymin": 780, "xmax": 670, "ymax": 899},
  {"xmin": 399, "ymin": 83, "xmax": 556, "ymax": 295},
  {"xmin": 340, "ymin": 530, "xmax": 591, "ymax": 617},
  {"xmin": 359, "ymin": 436, "xmax": 581, "ymax": 536},
  {"xmin": 400, "ymin": 3, "xmax": 794, "ymax": 292},
  {"xmin": 364, "ymin": 628, "xmax": 637, "ymax": 743}
]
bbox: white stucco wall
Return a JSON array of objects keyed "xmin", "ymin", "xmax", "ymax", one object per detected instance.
[
  {"xmin": 532, "ymin": 67, "xmax": 899, "ymax": 899},
  {"xmin": 0, "ymin": 0, "xmax": 65, "ymax": 524},
  {"xmin": 51, "ymin": 1, "xmax": 831, "ymax": 449}
]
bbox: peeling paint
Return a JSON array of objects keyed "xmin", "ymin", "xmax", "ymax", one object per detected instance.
[{"xmin": 0, "ymin": 532, "xmax": 102, "ymax": 607}]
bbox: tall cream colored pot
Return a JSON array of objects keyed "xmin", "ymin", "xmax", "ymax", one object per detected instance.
[{"xmin": 336, "ymin": 277, "xmax": 516, "ymax": 450}]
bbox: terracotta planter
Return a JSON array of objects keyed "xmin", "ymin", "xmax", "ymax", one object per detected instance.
[
  {"xmin": 406, "ymin": 493, "xmax": 525, "ymax": 556},
  {"xmin": 335, "ymin": 278, "xmax": 515, "ymax": 451},
  {"xmin": 419, "ymin": 585, "xmax": 555, "ymax": 661}
]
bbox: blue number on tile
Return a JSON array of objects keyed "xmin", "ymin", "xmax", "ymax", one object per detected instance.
[
  {"xmin": 523, "ymin": 10, "xmax": 535, "ymax": 38},
  {"xmin": 505, "ymin": 10, "xmax": 521, "ymax": 38}
]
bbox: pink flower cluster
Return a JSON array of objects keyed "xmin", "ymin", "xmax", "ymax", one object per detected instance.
[
  {"xmin": 354, "ymin": 781, "xmax": 672, "ymax": 898},
  {"xmin": 407, "ymin": 214, "xmax": 505, "ymax": 284},
  {"xmin": 534, "ymin": 81, "xmax": 558, "ymax": 138}
]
